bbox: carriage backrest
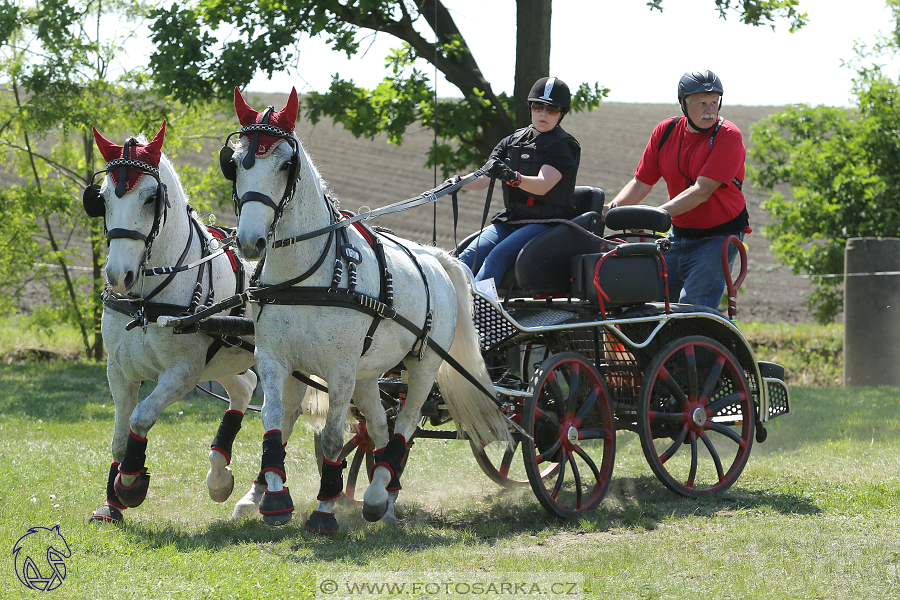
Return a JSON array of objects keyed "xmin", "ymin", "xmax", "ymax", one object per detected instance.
[{"xmin": 497, "ymin": 187, "xmax": 607, "ymax": 295}]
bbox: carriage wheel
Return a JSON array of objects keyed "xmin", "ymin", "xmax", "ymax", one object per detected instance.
[
  {"xmin": 637, "ymin": 335, "xmax": 754, "ymax": 498},
  {"xmin": 338, "ymin": 422, "xmax": 374, "ymax": 506},
  {"xmin": 470, "ymin": 431, "xmax": 559, "ymax": 488},
  {"xmin": 522, "ymin": 352, "xmax": 615, "ymax": 518}
]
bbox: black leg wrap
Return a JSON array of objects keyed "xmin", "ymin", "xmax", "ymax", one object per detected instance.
[
  {"xmin": 114, "ymin": 468, "xmax": 151, "ymax": 508},
  {"xmin": 116, "ymin": 432, "xmax": 151, "ymax": 507},
  {"xmin": 304, "ymin": 510, "xmax": 339, "ymax": 535},
  {"xmin": 211, "ymin": 410, "xmax": 244, "ymax": 465},
  {"xmin": 119, "ymin": 431, "xmax": 148, "ymax": 476},
  {"xmin": 317, "ymin": 459, "xmax": 347, "ymax": 501},
  {"xmin": 89, "ymin": 462, "xmax": 127, "ymax": 524},
  {"xmin": 105, "ymin": 462, "xmax": 126, "ymax": 509},
  {"xmin": 260, "ymin": 430, "xmax": 287, "ymax": 482},
  {"xmin": 373, "ymin": 434, "xmax": 408, "ymax": 492},
  {"xmin": 259, "ymin": 486, "xmax": 294, "ymax": 526}
]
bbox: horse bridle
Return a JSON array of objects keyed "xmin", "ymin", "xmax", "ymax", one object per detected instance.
[
  {"xmin": 220, "ymin": 108, "xmax": 302, "ymax": 237},
  {"xmin": 83, "ymin": 139, "xmax": 170, "ymax": 260}
]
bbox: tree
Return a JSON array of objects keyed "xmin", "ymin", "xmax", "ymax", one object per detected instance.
[
  {"xmin": 0, "ymin": 0, "xmax": 232, "ymax": 359},
  {"xmin": 748, "ymin": 0, "xmax": 900, "ymax": 323},
  {"xmin": 148, "ymin": 0, "xmax": 807, "ymax": 175}
]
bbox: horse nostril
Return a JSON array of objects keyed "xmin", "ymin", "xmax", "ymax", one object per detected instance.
[
  {"xmin": 123, "ymin": 270, "xmax": 136, "ymax": 291},
  {"xmin": 254, "ymin": 238, "xmax": 266, "ymax": 256}
]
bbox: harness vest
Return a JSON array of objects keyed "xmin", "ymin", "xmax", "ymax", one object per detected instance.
[{"xmin": 496, "ymin": 125, "xmax": 581, "ymax": 221}]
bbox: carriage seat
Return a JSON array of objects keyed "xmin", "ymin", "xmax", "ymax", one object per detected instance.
[
  {"xmin": 496, "ymin": 186, "xmax": 608, "ymax": 297},
  {"xmin": 569, "ymin": 205, "xmax": 673, "ymax": 308}
]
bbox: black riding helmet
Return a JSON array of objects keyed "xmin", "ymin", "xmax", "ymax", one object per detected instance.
[
  {"xmin": 677, "ymin": 70, "xmax": 723, "ymax": 131},
  {"xmin": 528, "ymin": 76, "xmax": 571, "ymax": 116}
]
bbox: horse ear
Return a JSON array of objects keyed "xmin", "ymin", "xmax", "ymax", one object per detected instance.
[
  {"xmin": 280, "ymin": 87, "xmax": 299, "ymax": 132},
  {"xmin": 143, "ymin": 121, "xmax": 166, "ymax": 167},
  {"xmin": 234, "ymin": 86, "xmax": 259, "ymax": 127},
  {"xmin": 93, "ymin": 127, "xmax": 123, "ymax": 163}
]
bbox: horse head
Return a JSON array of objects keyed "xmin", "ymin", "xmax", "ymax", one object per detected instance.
[
  {"xmin": 224, "ymin": 87, "xmax": 321, "ymax": 260},
  {"xmin": 87, "ymin": 122, "xmax": 174, "ymax": 293}
]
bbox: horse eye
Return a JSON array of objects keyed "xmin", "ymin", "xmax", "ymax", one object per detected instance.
[
  {"xmin": 279, "ymin": 162, "xmax": 290, "ymax": 171},
  {"xmin": 143, "ymin": 193, "xmax": 155, "ymax": 206}
]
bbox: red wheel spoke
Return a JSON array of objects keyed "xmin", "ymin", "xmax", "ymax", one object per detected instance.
[
  {"xmin": 658, "ymin": 366, "xmax": 689, "ymax": 407},
  {"xmin": 537, "ymin": 439, "xmax": 562, "ymax": 464},
  {"xmin": 685, "ymin": 345, "xmax": 699, "ymax": 399},
  {"xmin": 706, "ymin": 392, "xmax": 746, "ymax": 417},
  {"xmin": 659, "ymin": 425, "xmax": 689, "ymax": 463},
  {"xmin": 687, "ymin": 434, "xmax": 698, "ymax": 488},
  {"xmin": 573, "ymin": 445, "xmax": 603, "ymax": 482},
  {"xmin": 499, "ymin": 440, "xmax": 519, "ymax": 477},
  {"xmin": 568, "ymin": 454, "xmax": 583, "ymax": 509},
  {"xmin": 648, "ymin": 409, "xmax": 684, "ymax": 423},
  {"xmin": 573, "ymin": 388, "xmax": 599, "ymax": 426},
  {"xmin": 565, "ymin": 364, "xmax": 581, "ymax": 416},
  {"xmin": 550, "ymin": 452, "xmax": 568, "ymax": 500},
  {"xmin": 576, "ymin": 428, "xmax": 609, "ymax": 441},
  {"xmin": 699, "ymin": 431, "xmax": 726, "ymax": 481},
  {"xmin": 699, "ymin": 356, "xmax": 726, "ymax": 403},
  {"xmin": 707, "ymin": 421, "xmax": 749, "ymax": 448}
]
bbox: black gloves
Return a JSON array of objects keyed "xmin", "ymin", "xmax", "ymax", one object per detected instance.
[{"xmin": 487, "ymin": 160, "xmax": 522, "ymax": 187}]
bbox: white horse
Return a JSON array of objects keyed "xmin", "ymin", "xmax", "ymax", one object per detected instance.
[
  {"xmin": 86, "ymin": 121, "xmax": 323, "ymax": 525},
  {"xmin": 226, "ymin": 87, "xmax": 512, "ymax": 533}
]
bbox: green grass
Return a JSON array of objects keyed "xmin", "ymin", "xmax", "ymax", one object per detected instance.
[{"xmin": 1, "ymin": 358, "xmax": 899, "ymax": 599}]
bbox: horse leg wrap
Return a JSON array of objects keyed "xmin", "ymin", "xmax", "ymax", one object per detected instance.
[
  {"xmin": 114, "ymin": 431, "xmax": 151, "ymax": 508},
  {"xmin": 89, "ymin": 462, "xmax": 127, "ymax": 524},
  {"xmin": 259, "ymin": 487, "xmax": 294, "ymax": 526},
  {"xmin": 211, "ymin": 410, "xmax": 244, "ymax": 465},
  {"xmin": 260, "ymin": 430, "xmax": 287, "ymax": 482},
  {"xmin": 317, "ymin": 458, "xmax": 348, "ymax": 502},
  {"xmin": 372, "ymin": 434, "xmax": 407, "ymax": 492},
  {"xmin": 304, "ymin": 510, "xmax": 339, "ymax": 535}
]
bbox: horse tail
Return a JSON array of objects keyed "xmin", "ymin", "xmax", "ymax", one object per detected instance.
[{"xmin": 431, "ymin": 249, "xmax": 516, "ymax": 449}]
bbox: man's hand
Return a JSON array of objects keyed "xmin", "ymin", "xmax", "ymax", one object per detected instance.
[{"xmin": 488, "ymin": 160, "xmax": 522, "ymax": 187}]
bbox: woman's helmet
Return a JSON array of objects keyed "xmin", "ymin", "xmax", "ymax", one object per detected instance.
[
  {"xmin": 677, "ymin": 70, "xmax": 723, "ymax": 105},
  {"xmin": 528, "ymin": 77, "xmax": 571, "ymax": 114}
]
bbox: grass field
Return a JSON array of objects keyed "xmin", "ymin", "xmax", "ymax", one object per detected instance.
[{"xmin": 1, "ymin": 347, "xmax": 899, "ymax": 599}]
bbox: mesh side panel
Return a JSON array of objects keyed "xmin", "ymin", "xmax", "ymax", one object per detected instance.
[
  {"xmin": 473, "ymin": 294, "xmax": 518, "ymax": 351},
  {"xmin": 766, "ymin": 379, "xmax": 790, "ymax": 419}
]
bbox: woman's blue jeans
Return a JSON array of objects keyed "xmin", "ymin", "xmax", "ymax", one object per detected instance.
[
  {"xmin": 664, "ymin": 233, "xmax": 743, "ymax": 310},
  {"xmin": 458, "ymin": 222, "xmax": 553, "ymax": 283}
]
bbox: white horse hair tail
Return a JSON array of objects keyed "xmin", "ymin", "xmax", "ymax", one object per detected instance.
[{"xmin": 431, "ymin": 249, "xmax": 516, "ymax": 449}]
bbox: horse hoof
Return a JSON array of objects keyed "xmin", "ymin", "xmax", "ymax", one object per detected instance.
[
  {"xmin": 259, "ymin": 486, "xmax": 294, "ymax": 526},
  {"xmin": 89, "ymin": 504, "xmax": 125, "ymax": 526},
  {"xmin": 362, "ymin": 501, "xmax": 388, "ymax": 523},
  {"xmin": 114, "ymin": 469, "xmax": 150, "ymax": 508},
  {"xmin": 208, "ymin": 469, "xmax": 235, "ymax": 503},
  {"xmin": 303, "ymin": 511, "xmax": 339, "ymax": 535}
]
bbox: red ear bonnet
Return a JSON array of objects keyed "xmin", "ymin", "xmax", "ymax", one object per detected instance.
[
  {"xmin": 92, "ymin": 121, "xmax": 166, "ymax": 193},
  {"xmin": 233, "ymin": 87, "xmax": 298, "ymax": 157}
]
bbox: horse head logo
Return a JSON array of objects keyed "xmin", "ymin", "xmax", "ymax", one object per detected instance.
[{"xmin": 12, "ymin": 525, "xmax": 71, "ymax": 591}]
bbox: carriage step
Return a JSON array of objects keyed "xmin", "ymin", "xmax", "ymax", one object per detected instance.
[{"xmin": 765, "ymin": 378, "xmax": 790, "ymax": 420}]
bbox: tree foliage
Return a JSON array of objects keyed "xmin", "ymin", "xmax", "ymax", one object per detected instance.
[
  {"xmin": 0, "ymin": 0, "xmax": 232, "ymax": 359},
  {"xmin": 148, "ymin": 0, "xmax": 805, "ymax": 175},
  {"xmin": 749, "ymin": 3, "xmax": 900, "ymax": 323}
]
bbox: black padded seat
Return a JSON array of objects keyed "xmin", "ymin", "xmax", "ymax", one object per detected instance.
[
  {"xmin": 616, "ymin": 302, "xmax": 727, "ymax": 319},
  {"xmin": 497, "ymin": 187, "xmax": 607, "ymax": 296},
  {"xmin": 456, "ymin": 186, "xmax": 607, "ymax": 298}
]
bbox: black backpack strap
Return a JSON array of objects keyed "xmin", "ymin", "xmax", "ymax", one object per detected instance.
[{"xmin": 657, "ymin": 117, "xmax": 681, "ymax": 152}]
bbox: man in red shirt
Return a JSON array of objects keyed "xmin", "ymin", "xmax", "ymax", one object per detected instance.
[{"xmin": 604, "ymin": 70, "xmax": 749, "ymax": 309}]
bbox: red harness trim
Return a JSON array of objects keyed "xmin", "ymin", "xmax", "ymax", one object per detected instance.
[
  {"xmin": 207, "ymin": 226, "xmax": 239, "ymax": 272},
  {"xmin": 341, "ymin": 210, "xmax": 376, "ymax": 248}
]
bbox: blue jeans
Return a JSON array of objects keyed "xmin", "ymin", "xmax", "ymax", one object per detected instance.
[
  {"xmin": 664, "ymin": 233, "xmax": 743, "ymax": 310},
  {"xmin": 458, "ymin": 222, "xmax": 553, "ymax": 283}
]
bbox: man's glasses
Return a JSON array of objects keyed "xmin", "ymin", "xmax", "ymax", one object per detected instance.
[{"xmin": 530, "ymin": 103, "xmax": 561, "ymax": 116}]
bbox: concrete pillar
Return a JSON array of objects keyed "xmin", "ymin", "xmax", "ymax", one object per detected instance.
[{"xmin": 843, "ymin": 237, "xmax": 900, "ymax": 386}]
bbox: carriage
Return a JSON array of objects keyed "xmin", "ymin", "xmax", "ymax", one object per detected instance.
[{"xmin": 329, "ymin": 190, "xmax": 791, "ymax": 519}]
